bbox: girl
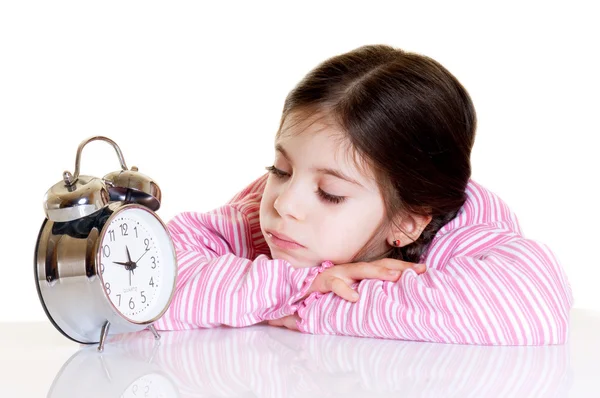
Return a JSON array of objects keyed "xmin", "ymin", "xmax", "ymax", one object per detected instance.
[{"xmin": 153, "ymin": 44, "xmax": 573, "ymax": 345}]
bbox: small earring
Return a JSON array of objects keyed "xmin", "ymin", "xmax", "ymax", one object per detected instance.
[{"xmin": 393, "ymin": 239, "xmax": 401, "ymax": 247}]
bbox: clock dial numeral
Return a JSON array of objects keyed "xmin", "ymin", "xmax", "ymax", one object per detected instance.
[
  {"xmin": 134, "ymin": 226, "xmax": 138, "ymax": 238},
  {"xmin": 144, "ymin": 238, "xmax": 150, "ymax": 251},
  {"xmin": 105, "ymin": 282, "xmax": 111, "ymax": 295},
  {"xmin": 151, "ymin": 256, "xmax": 156, "ymax": 269},
  {"xmin": 116, "ymin": 294, "xmax": 122, "ymax": 306},
  {"xmin": 108, "ymin": 230, "xmax": 115, "ymax": 242},
  {"xmin": 141, "ymin": 291, "xmax": 146, "ymax": 304},
  {"xmin": 102, "ymin": 245, "xmax": 111, "ymax": 258},
  {"xmin": 120, "ymin": 223, "xmax": 129, "ymax": 236},
  {"xmin": 129, "ymin": 297, "xmax": 135, "ymax": 310},
  {"xmin": 100, "ymin": 263, "xmax": 105, "ymax": 274},
  {"xmin": 149, "ymin": 277, "xmax": 154, "ymax": 287}
]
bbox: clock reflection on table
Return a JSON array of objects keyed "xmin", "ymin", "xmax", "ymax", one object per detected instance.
[
  {"xmin": 48, "ymin": 336, "xmax": 179, "ymax": 398},
  {"xmin": 47, "ymin": 323, "xmax": 572, "ymax": 397}
]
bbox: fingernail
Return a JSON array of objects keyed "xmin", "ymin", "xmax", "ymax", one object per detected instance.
[
  {"xmin": 351, "ymin": 291, "xmax": 359, "ymax": 300},
  {"xmin": 388, "ymin": 269, "xmax": 401, "ymax": 276},
  {"xmin": 413, "ymin": 263, "xmax": 424, "ymax": 269}
]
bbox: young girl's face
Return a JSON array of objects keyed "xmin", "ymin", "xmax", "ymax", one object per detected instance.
[{"xmin": 259, "ymin": 113, "xmax": 388, "ymax": 269}]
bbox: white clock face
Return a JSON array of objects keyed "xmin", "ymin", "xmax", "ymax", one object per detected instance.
[
  {"xmin": 98, "ymin": 206, "xmax": 176, "ymax": 323},
  {"xmin": 121, "ymin": 373, "xmax": 179, "ymax": 398}
]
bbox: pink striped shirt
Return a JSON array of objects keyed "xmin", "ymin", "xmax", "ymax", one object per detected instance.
[{"xmin": 153, "ymin": 173, "xmax": 573, "ymax": 345}]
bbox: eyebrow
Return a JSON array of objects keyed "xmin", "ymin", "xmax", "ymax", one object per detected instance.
[{"xmin": 275, "ymin": 144, "xmax": 364, "ymax": 187}]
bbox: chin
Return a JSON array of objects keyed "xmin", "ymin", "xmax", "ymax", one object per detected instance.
[{"xmin": 268, "ymin": 248, "xmax": 316, "ymax": 269}]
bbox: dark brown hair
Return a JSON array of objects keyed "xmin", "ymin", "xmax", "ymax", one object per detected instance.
[{"xmin": 276, "ymin": 44, "xmax": 476, "ymax": 263}]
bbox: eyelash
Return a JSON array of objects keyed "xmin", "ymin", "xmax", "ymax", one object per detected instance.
[{"xmin": 265, "ymin": 165, "xmax": 346, "ymax": 204}]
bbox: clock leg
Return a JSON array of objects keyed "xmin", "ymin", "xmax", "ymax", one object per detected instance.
[
  {"xmin": 98, "ymin": 352, "xmax": 113, "ymax": 382},
  {"xmin": 147, "ymin": 324, "xmax": 161, "ymax": 340},
  {"xmin": 97, "ymin": 321, "xmax": 111, "ymax": 352}
]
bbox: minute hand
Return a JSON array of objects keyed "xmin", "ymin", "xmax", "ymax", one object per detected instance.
[{"xmin": 135, "ymin": 249, "xmax": 150, "ymax": 264}]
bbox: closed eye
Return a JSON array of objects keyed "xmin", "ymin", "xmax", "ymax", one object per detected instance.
[
  {"xmin": 265, "ymin": 165, "xmax": 288, "ymax": 179},
  {"xmin": 265, "ymin": 165, "xmax": 347, "ymax": 204},
  {"xmin": 316, "ymin": 188, "xmax": 345, "ymax": 204}
]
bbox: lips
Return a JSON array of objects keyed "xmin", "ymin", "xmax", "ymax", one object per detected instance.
[{"xmin": 265, "ymin": 230, "xmax": 305, "ymax": 248}]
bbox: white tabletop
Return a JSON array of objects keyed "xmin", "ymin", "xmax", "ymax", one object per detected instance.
[{"xmin": 1, "ymin": 308, "xmax": 599, "ymax": 397}]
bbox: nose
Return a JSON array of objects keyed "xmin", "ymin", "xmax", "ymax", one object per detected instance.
[{"xmin": 273, "ymin": 179, "xmax": 306, "ymax": 221}]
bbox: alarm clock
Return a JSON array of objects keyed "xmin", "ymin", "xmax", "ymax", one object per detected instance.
[{"xmin": 34, "ymin": 136, "xmax": 178, "ymax": 352}]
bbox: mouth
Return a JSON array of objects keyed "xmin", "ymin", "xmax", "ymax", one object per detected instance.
[{"xmin": 265, "ymin": 230, "xmax": 305, "ymax": 250}]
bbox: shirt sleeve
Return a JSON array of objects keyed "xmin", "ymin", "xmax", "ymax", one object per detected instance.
[
  {"xmin": 296, "ymin": 221, "xmax": 574, "ymax": 345},
  {"xmin": 153, "ymin": 174, "xmax": 327, "ymax": 331}
]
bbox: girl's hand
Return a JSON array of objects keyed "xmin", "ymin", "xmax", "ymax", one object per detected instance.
[
  {"xmin": 303, "ymin": 258, "xmax": 427, "ymax": 303},
  {"xmin": 267, "ymin": 314, "xmax": 301, "ymax": 330},
  {"xmin": 267, "ymin": 258, "xmax": 426, "ymax": 331}
]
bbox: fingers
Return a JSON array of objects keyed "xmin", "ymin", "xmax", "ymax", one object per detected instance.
[
  {"xmin": 374, "ymin": 258, "xmax": 427, "ymax": 274},
  {"xmin": 376, "ymin": 258, "xmax": 426, "ymax": 270},
  {"xmin": 344, "ymin": 260, "xmax": 425, "ymax": 283},
  {"xmin": 268, "ymin": 315, "xmax": 300, "ymax": 331},
  {"xmin": 329, "ymin": 277, "xmax": 360, "ymax": 302},
  {"xmin": 282, "ymin": 315, "xmax": 300, "ymax": 330},
  {"xmin": 311, "ymin": 259, "xmax": 428, "ymax": 303},
  {"xmin": 337, "ymin": 262, "xmax": 396, "ymax": 283},
  {"xmin": 268, "ymin": 318, "xmax": 283, "ymax": 326}
]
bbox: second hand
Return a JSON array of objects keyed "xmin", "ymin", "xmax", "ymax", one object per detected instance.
[{"xmin": 135, "ymin": 249, "xmax": 149, "ymax": 264}]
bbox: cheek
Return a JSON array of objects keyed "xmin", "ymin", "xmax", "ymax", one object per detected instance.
[
  {"xmin": 316, "ymin": 205, "xmax": 384, "ymax": 260},
  {"xmin": 312, "ymin": 217, "xmax": 365, "ymax": 260},
  {"xmin": 259, "ymin": 194, "xmax": 271, "ymax": 222},
  {"xmin": 259, "ymin": 182, "xmax": 278, "ymax": 219},
  {"xmin": 314, "ymin": 228, "xmax": 350, "ymax": 263}
]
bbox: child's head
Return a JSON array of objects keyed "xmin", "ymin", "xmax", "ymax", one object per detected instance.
[{"xmin": 259, "ymin": 44, "xmax": 476, "ymax": 268}]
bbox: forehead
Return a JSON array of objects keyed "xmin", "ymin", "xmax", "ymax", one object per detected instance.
[
  {"xmin": 279, "ymin": 109, "xmax": 338, "ymax": 136},
  {"xmin": 276, "ymin": 111, "xmax": 376, "ymax": 184}
]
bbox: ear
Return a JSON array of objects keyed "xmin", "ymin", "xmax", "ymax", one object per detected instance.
[{"xmin": 387, "ymin": 213, "xmax": 433, "ymax": 247}]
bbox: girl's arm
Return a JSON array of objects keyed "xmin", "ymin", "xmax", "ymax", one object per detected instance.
[
  {"xmin": 153, "ymin": 174, "xmax": 327, "ymax": 330},
  {"xmin": 296, "ymin": 222, "xmax": 574, "ymax": 345}
]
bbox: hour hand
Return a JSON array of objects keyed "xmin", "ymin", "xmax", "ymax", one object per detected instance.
[
  {"xmin": 125, "ymin": 245, "xmax": 133, "ymax": 262},
  {"xmin": 113, "ymin": 261, "xmax": 130, "ymax": 267}
]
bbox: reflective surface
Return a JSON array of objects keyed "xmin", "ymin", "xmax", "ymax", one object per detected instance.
[
  {"xmin": 43, "ymin": 175, "xmax": 110, "ymax": 222},
  {"xmin": 1, "ymin": 308, "xmax": 599, "ymax": 397},
  {"xmin": 103, "ymin": 169, "xmax": 162, "ymax": 211}
]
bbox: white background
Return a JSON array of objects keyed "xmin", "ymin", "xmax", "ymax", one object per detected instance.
[{"xmin": 0, "ymin": 1, "xmax": 598, "ymax": 322}]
